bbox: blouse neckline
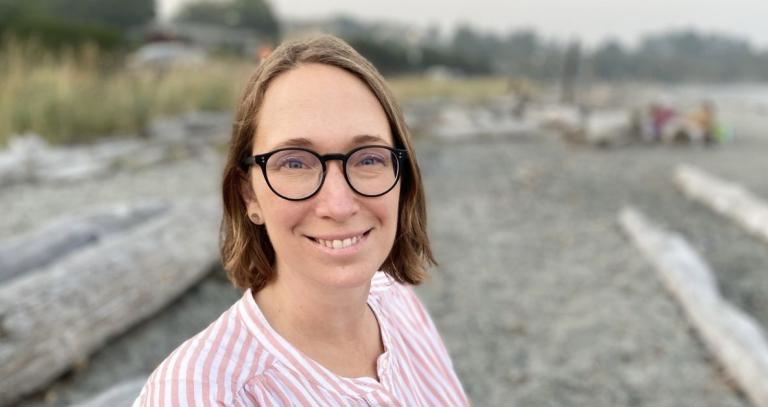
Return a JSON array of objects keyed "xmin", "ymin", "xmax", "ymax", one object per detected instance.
[{"xmin": 238, "ymin": 272, "xmax": 395, "ymax": 398}]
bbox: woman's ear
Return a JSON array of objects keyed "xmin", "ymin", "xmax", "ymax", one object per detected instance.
[{"xmin": 240, "ymin": 175, "xmax": 264, "ymax": 224}]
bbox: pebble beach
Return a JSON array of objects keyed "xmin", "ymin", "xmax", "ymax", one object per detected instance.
[{"xmin": 5, "ymin": 98, "xmax": 768, "ymax": 406}]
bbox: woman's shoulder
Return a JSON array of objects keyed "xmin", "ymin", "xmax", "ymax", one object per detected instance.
[
  {"xmin": 134, "ymin": 292, "xmax": 276, "ymax": 406},
  {"xmin": 369, "ymin": 271, "xmax": 410, "ymax": 303},
  {"xmin": 369, "ymin": 271, "xmax": 431, "ymax": 326}
]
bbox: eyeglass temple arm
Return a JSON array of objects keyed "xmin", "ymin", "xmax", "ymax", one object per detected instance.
[{"xmin": 240, "ymin": 155, "xmax": 268, "ymax": 171}]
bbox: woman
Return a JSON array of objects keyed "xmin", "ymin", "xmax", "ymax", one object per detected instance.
[{"xmin": 134, "ymin": 35, "xmax": 468, "ymax": 406}]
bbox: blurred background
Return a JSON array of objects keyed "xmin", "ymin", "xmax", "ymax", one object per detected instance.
[{"xmin": 2, "ymin": 0, "xmax": 768, "ymax": 406}]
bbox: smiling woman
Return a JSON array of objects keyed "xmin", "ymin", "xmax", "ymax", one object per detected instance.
[{"xmin": 132, "ymin": 35, "xmax": 468, "ymax": 406}]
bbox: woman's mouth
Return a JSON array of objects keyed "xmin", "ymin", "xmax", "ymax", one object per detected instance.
[{"xmin": 307, "ymin": 229, "xmax": 372, "ymax": 250}]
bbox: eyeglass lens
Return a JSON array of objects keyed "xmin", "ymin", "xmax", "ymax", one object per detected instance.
[{"xmin": 264, "ymin": 147, "xmax": 399, "ymax": 199}]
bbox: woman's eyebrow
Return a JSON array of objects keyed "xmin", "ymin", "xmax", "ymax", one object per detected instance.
[
  {"xmin": 350, "ymin": 134, "xmax": 389, "ymax": 146},
  {"xmin": 272, "ymin": 137, "xmax": 314, "ymax": 149},
  {"xmin": 270, "ymin": 134, "xmax": 390, "ymax": 150}
]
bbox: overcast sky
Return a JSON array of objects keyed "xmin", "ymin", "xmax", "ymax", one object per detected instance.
[{"xmin": 159, "ymin": 0, "xmax": 768, "ymax": 49}]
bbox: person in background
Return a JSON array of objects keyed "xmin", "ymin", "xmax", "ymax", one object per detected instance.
[
  {"xmin": 687, "ymin": 100, "xmax": 717, "ymax": 144},
  {"xmin": 133, "ymin": 35, "xmax": 468, "ymax": 406}
]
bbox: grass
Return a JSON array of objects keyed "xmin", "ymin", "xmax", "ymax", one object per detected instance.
[
  {"xmin": 0, "ymin": 39, "xmax": 524, "ymax": 147},
  {"xmin": 0, "ymin": 38, "xmax": 253, "ymax": 146}
]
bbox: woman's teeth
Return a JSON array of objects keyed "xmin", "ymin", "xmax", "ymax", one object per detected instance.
[{"xmin": 316, "ymin": 234, "xmax": 362, "ymax": 249}]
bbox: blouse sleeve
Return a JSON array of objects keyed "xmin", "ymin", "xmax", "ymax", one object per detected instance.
[
  {"xmin": 131, "ymin": 384, "xmax": 148, "ymax": 407},
  {"xmin": 398, "ymin": 284, "xmax": 469, "ymax": 405}
]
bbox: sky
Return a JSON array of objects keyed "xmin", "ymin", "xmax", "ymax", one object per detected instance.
[{"xmin": 158, "ymin": 0, "xmax": 768, "ymax": 50}]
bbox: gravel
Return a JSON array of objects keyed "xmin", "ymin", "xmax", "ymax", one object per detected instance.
[
  {"xmin": 417, "ymin": 132, "xmax": 762, "ymax": 406},
  {"xmin": 7, "ymin": 108, "xmax": 768, "ymax": 406}
]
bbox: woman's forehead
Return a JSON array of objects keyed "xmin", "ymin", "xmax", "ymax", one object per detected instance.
[{"xmin": 254, "ymin": 63, "xmax": 392, "ymax": 152}]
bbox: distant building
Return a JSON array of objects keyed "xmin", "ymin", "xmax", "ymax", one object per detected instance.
[
  {"xmin": 129, "ymin": 41, "xmax": 206, "ymax": 69},
  {"xmin": 141, "ymin": 21, "xmax": 268, "ymax": 57}
]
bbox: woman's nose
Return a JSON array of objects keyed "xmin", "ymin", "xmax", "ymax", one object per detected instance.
[{"xmin": 313, "ymin": 162, "xmax": 359, "ymax": 221}]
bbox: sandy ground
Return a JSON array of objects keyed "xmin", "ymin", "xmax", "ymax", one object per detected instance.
[{"xmin": 6, "ymin": 107, "xmax": 768, "ymax": 406}]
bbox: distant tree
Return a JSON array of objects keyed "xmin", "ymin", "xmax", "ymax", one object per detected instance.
[
  {"xmin": 41, "ymin": 0, "xmax": 155, "ymax": 30},
  {"xmin": 560, "ymin": 41, "xmax": 581, "ymax": 103},
  {"xmin": 591, "ymin": 40, "xmax": 630, "ymax": 80},
  {"xmin": 0, "ymin": 14, "xmax": 123, "ymax": 50},
  {"xmin": 176, "ymin": 2, "xmax": 233, "ymax": 26},
  {"xmin": 447, "ymin": 24, "xmax": 498, "ymax": 74},
  {"xmin": 633, "ymin": 30, "xmax": 759, "ymax": 81},
  {"xmin": 235, "ymin": 0, "xmax": 279, "ymax": 40},
  {"xmin": 176, "ymin": 0, "xmax": 279, "ymax": 40},
  {"xmin": 0, "ymin": 0, "xmax": 130, "ymax": 50},
  {"xmin": 330, "ymin": 15, "xmax": 369, "ymax": 39},
  {"xmin": 347, "ymin": 37, "xmax": 412, "ymax": 74},
  {"xmin": 502, "ymin": 31, "xmax": 563, "ymax": 78},
  {"xmin": 452, "ymin": 24, "xmax": 498, "ymax": 62},
  {"xmin": 507, "ymin": 31, "xmax": 538, "ymax": 56}
]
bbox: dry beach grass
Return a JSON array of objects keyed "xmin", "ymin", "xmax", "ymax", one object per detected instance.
[
  {"xmin": 0, "ymin": 39, "xmax": 251, "ymax": 146},
  {"xmin": 0, "ymin": 41, "xmax": 521, "ymax": 148}
]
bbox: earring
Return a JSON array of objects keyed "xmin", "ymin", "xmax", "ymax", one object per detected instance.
[{"xmin": 249, "ymin": 213, "xmax": 261, "ymax": 224}]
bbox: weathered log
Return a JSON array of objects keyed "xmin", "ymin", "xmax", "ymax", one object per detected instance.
[
  {"xmin": 0, "ymin": 152, "xmax": 29, "ymax": 186},
  {"xmin": 675, "ymin": 164, "xmax": 768, "ymax": 245},
  {"xmin": 34, "ymin": 141, "xmax": 170, "ymax": 184},
  {"xmin": 0, "ymin": 198, "xmax": 221, "ymax": 405},
  {"xmin": 70, "ymin": 377, "xmax": 147, "ymax": 407},
  {"xmin": 0, "ymin": 113, "xmax": 228, "ymax": 188},
  {"xmin": 0, "ymin": 134, "xmax": 46, "ymax": 187},
  {"xmin": 619, "ymin": 207, "xmax": 768, "ymax": 407},
  {"xmin": 429, "ymin": 104, "xmax": 534, "ymax": 141},
  {"xmin": 0, "ymin": 201, "xmax": 169, "ymax": 284},
  {"xmin": 0, "ymin": 134, "xmax": 155, "ymax": 186}
]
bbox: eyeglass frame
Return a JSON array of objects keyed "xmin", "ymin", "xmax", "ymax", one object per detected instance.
[{"xmin": 240, "ymin": 144, "xmax": 409, "ymax": 201}]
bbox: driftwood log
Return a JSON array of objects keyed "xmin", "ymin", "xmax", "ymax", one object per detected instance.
[
  {"xmin": 0, "ymin": 201, "xmax": 168, "ymax": 284},
  {"xmin": 0, "ymin": 135, "xmax": 158, "ymax": 186},
  {"xmin": 675, "ymin": 164, "xmax": 768, "ymax": 245},
  {"xmin": 619, "ymin": 207, "xmax": 768, "ymax": 407},
  {"xmin": 0, "ymin": 112, "xmax": 230, "ymax": 188},
  {"xmin": 0, "ymin": 198, "xmax": 220, "ymax": 405}
]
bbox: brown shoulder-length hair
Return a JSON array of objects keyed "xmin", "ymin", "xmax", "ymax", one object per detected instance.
[{"xmin": 220, "ymin": 35, "xmax": 436, "ymax": 292}]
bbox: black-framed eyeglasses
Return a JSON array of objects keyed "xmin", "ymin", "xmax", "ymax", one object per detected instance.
[{"xmin": 241, "ymin": 145, "xmax": 408, "ymax": 201}]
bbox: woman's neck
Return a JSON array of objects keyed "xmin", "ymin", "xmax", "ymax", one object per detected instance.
[
  {"xmin": 254, "ymin": 270, "xmax": 384, "ymax": 379},
  {"xmin": 254, "ymin": 269, "xmax": 375, "ymax": 346}
]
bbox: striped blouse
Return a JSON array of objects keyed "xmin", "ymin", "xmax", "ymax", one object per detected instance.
[{"xmin": 133, "ymin": 272, "xmax": 469, "ymax": 406}]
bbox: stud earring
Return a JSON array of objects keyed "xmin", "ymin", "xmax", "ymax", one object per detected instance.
[{"xmin": 249, "ymin": 213, "xmax": 261, "ymax": 224}]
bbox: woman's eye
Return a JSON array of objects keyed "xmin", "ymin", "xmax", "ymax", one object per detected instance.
[
  {"xmin": 286, "ymin": 160, "xmax": 304, "ymax": 169},
  {"xmin": 273, "ymin": 157, "xmax": 311, "ymax": 170},
  {"xmin": 357, "ymin": 155, "xmax": 385, "ymax": 166}
]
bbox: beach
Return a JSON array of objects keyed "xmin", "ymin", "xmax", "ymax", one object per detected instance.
[{"xmin": 5, "ymin": 92, "xmax": 768, "ymax": 406}]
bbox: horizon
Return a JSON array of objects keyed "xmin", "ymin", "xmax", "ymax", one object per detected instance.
[{"xmin": 158, "ymin": 0, "xmax": 768, "ymax": 50}]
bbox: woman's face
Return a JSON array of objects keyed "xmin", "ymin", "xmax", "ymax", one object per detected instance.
[{"xmin": 244, "ymin": 63, "xmax": 400, "ymax": 290}]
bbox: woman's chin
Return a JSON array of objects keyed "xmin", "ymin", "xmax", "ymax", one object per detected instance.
[{"xmin": 312, "ymin": 264, "xmax": 379, "ymax": 290}]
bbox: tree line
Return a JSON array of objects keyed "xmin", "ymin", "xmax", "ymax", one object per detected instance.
[
  {"xmin": 2, "ymin": 0, "xmax": 767, "ymax": 82},
  {"xmin": 0, "ymin": 0, "xmax": 278, "ymax": 50},
  {"xmin": 354, "ymin": 24, "xmax": 768, "ymax": 82}
]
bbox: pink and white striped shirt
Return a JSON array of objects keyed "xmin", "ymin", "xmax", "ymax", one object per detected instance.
[{"xmin": 133, "ymin": 272, "xmax": 468, "ymax": 406}]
